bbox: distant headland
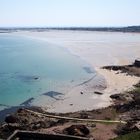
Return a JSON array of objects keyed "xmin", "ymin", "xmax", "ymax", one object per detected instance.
[{"xmin": 0, "ymin": 26, "xmax": 140, "ymax": 33}]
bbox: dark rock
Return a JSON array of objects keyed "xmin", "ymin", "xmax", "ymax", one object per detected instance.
[
  {"xmin": 115, "ymin": 102, "xmax": 135, "ymax": 113},
  {"xmin": 134, "ymin": 82, "xmax": 140, "ymax": 88},
  {"xmin": 105, "ymin": 117, "xmax": 111, "ymax": 120},
  {"xmin": 63, "ymin": 125, "xmax": 90, "ymax": 137},
  {"xmin": 102, "ymin": 62, "xmax": 140, "ymax": 77},
  {"xmin": 1, "ymin": 123, "xmax": 22, "ymax": 133},
  {"xmin": 130, "ymin": 110, "xmax": 140, "ymax": 120},
  {"xmin": 80, "ymin": 92, "xmax": 84, "ymax": 94},
  {"xmin": 21, "ymin": 118, "xmax": 28, "ymax": 124},
  {"xmin": 87, "ymin": 123, "xmax": 96, "ymax": 127},
  {"xmin": 114, "ymin": 89, "xmax": 140, "ymax": 113},
  {"xmin": 35, "ymin": 121, "xmax": 47, "ymax": 128},
  {"xmin": 110, "ymin": 93, "xmax": 134, "ymax": 103},
  {"xmin": 95, "ymin": 110, "xmax": 102, "ymax": 114},
  {"xmin": 134, "ymin": 59, "xmax": 140, "ymax": 67},
  {"xmin": 116, "ymin": 122, "xmax": 138, "ymax": 135},
  {"xmin": 31, "ymin": 123, "xmax": 41, "ymax": 130},
  {"xmin": 1, "ymin": 124, "xmax": 10, "ymax": 132},
  {"xmin": 133, "ymin": 92, "xmax": 140, "ymax": 105},
  {"xmin": 102, "ymin": 66, "xmax": 124, "ymax": 71},
  {"xmin": 34, "ymin": 77, "xmax": 39, "ymax": 80},
  {"xmin": 110, "ymin": 94, "xmax": 119, "ymax": 99},
  {"xmin": 57, "ymin": 119, "xmax": 68, "ymax": 124},
  {"xmin": 5, "ymin": 115, "xmax": 18, "ymax": 124},
  {"xmin": 7, "ymin": 123, "xmax": 22, "ymax": 131},
  {"xmin": 30, "ymin": 120, "xmax": 51, "ymax": 130},
  {"xmin": 94, "ymin": 91, "xmax": 103, "ymax": 95},
  {"xmin": 116, "ymin": 121, "xmax": 140, "ymax": 135},
  {"xmin": 17, "ymin": 108, "xmax": 25, "ymax": 113},
  {"xmin": 135, "ymin": 121, "xmax": 140, "ymax": 130},
  {"xmin": 80, "ymin": 112, "xmax": 89, "ymax": 119},
  {"xmin": 110, "ymin": 94, "xmax": 124, "ymax": 100}
]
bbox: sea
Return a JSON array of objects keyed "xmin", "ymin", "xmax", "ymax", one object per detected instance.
[{"xmin": 0, "ymin": 33, "xmax": 94, "ymax": 111}]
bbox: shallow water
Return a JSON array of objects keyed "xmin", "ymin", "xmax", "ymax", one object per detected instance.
[{"xmin": 0, "ymin": 34, "xmax": 94, "ymax": 110}]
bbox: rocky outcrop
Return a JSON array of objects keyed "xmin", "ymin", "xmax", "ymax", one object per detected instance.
[
  {"xmin": 102, "ymin": 65, "xmax": 126, "ymax": 71},
  {"xmin": 112, "ymin": 91, "xmax": 140, "ymax": 113},
  {"xmin": 134, "ymin": 59, "xmax": 140, "ymax": 67},
  {"xmin": 63, "ymin": 125, "xmax": 90, "ymax": 137},
  {"xmin": 116, "ymin": 121, "xmax": 140, "ymax": 135},
  {"xmin": 110, "ymin": 94, "xmax": 125, "ymax": 100},
  {"xmin": 5, "ymin": 115, "xmax": 19, "ymax": 124},
  {"xmin": 102, "ymin": 60, "xmax": 140, "ymax": 76},
  {"xmin": 110, "ymin": 93, "xmax": 134, "ymax": 103},
  {"xmin": 0, "ymin": 108, "xmax": 59, "ymax": 138}
]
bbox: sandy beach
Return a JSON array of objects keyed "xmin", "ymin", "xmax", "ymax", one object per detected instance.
[
  {"xmin": 14, "ymin": 30, "xmax": 140, "ymax": 113},
  {"xmin": 43, "ymin": 68, "xmax": 139, "ymax": 113}
]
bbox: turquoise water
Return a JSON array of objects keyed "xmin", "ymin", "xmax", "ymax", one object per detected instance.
[{"xmin": 0, "ymin": 34, "xmax": 94, "ymax": 110}]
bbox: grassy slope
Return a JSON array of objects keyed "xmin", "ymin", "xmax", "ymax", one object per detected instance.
[{"xmin": 112, "ymin": 131, "xmax": 140, "ymax": 140}]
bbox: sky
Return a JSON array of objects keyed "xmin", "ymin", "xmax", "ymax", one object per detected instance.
[{"xmin": 0, "ymin": 0, "xmax": 140, "ymax": 27}]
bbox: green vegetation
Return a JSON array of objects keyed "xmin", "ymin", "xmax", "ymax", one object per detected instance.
[
  {"xmin": 111, "ymin": 108, "xmax": 118, "ymax": 118},
  {"xmin": 128, "ymin": 82, "xmax": 140, "ymax": 94},
  {"xmin": 112, "ymin": 132, "xmax": 140, "ymax": 140},
  {"xmin": 133, "ymin": 87, "xmax": 140, "ymax": 93}
]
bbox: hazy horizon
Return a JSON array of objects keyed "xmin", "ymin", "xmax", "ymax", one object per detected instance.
[{"xmin": 0, "ymin": 25, "xmax": 140, "ymax": 28}]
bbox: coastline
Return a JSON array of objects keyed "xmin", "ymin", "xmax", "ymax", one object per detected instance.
[
  {"xmin": 0, "ymin": 30, "xmax": 140, "ymax": 139},
  {"xmin": 40, "ymin": 67, "xmax": 139, "ymax": 113},
  {"xmin": 2, "ymin": 30, "xmax": 140, "ymax": 113},
  {"xmin": 13, "ymin": 31, "xmax": 140, "ymax": 113}
]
